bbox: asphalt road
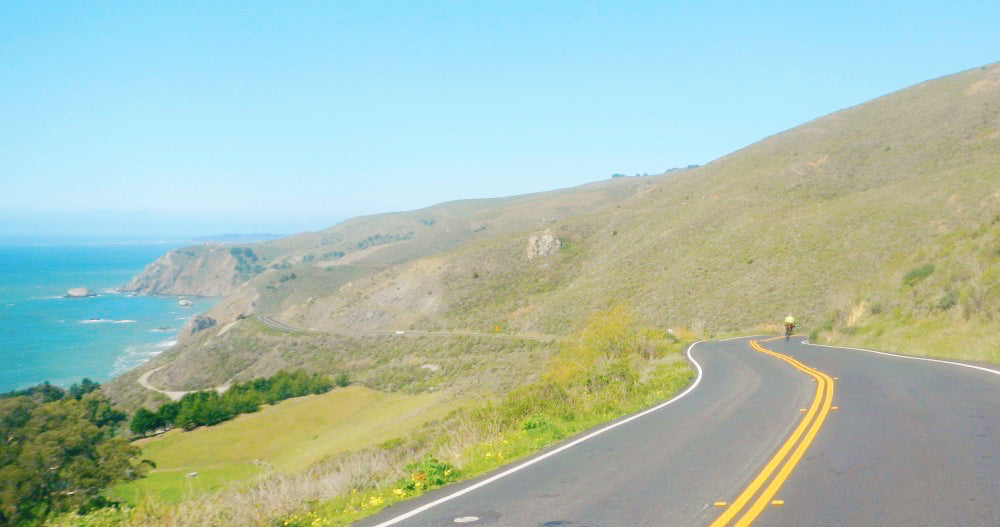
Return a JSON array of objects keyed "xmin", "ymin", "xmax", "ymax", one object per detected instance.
[{"xmin": 356, "ymin": 337, "xmax": 1000, "ymax": 527}]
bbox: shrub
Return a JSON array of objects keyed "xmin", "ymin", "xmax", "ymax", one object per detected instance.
[
  {"xmin": 903, "ymin": 263, "xmax": 935, "ymax": 286},
  {"xmin": 400, "ymin": 458, "xmax": 458, "ymax": 489}
]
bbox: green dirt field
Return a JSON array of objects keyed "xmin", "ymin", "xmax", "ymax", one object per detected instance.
[{"xmin": 112, "ymin": 385, "xmax": 455, "ymax": 504}]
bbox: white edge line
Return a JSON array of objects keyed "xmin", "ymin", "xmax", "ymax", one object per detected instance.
[
  {"xmin": 369, "ymin": 340, "xmax": 708, "ymax": 527},
  {"xmin": 801, "ymin": 340, "xmax": 1000, "ymax": 377},
  {"xmin": 716, "ymin": 334, "xmax": 763, "ymax": 342}
]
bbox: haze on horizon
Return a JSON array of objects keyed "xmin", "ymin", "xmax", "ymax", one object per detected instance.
[{"xmin": 2, "ymin": 1, "xmax": 997, "ymax": 239}]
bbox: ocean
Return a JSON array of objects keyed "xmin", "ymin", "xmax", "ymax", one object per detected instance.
[{"xmin": 0, "ymin": 243, "xmax": 217, "ymax": 392}]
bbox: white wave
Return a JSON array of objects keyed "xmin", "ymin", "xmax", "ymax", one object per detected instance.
[
  {"xmin": 113, "ymin": 319, "xmax": 136, "ymax": 324},
  {"xmin": 111, "ymin": 340, "xmax": 174, "ymax": 376},
  {"xmin": 81, "ymin": 318, "xmax": 114, "ymax": 324}
]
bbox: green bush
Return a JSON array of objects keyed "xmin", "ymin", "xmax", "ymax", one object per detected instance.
[
  {"xmin": 399, "ymin": 458, "xmax": 459, "ymax": 490},
  {"xmin": 903, "ymin": 263, "xmax": 935, "ymax": 287}
]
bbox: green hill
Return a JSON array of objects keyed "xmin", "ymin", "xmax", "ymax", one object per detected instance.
[
  {"xmin": 280, "ymin": 62, "xmax": 1000, "ymax": 360},
  {"xmin": 112, "ymin": 62, "xmax": 1000, "ymax": 406}
]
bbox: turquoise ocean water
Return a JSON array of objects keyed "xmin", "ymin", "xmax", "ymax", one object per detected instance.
[{"xmin": 0, "ymin": 243, "xmax": 216, "ymax": 391}]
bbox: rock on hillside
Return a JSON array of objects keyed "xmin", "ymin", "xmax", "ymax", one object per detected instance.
[{"xmin": 527, "ymin": 231, "xmax": 561, "ymax": 259}]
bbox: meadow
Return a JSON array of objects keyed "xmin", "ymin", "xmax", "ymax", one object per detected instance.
[{"xmin": 110, "ymin": 386, "xmax": 453, "ymax": 505}]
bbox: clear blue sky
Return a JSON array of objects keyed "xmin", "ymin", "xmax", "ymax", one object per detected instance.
[{"xmin": 1, "ymin": 1, "xmax": 996, "ymax": 239}]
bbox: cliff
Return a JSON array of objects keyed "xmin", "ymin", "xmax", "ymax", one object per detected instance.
[{"xmin": 122, "ymin": 245, "xmax": 245, "ymax": 297}]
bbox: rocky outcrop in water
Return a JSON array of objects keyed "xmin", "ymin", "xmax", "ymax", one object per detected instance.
[{"xmin": 65, "ymin": 287, "xmax": 95, "ymax": 298}]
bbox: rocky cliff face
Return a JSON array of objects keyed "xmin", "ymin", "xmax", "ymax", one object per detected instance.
[{"xmin": 122, "ymin": 246, "xmax": 242, "ymax": 297}]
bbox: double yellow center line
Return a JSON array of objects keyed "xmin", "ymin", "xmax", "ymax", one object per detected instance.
[{"xmin": 709, "ymin": 340, "xmax": 836, "ymax": 527}]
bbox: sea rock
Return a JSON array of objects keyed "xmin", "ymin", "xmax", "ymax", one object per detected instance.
[
  {"xmin": 65, "ymin": 287, "xmax": 95, "ymax": 298},
  {"xmin": 178, "ymin": 299, "xmax": 194, "ymax": 308},
  {"xmin": 526, "ymin": 231, "xmax": 561, "ymax": 260}
]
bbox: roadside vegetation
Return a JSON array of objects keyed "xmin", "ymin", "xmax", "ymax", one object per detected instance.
[
  {"xmin": 46, "ymin": 306, "xmax": 694, "ymax": 527},
  {"xmin": 279, "ymin": 305, "xmax": 693, "ymax": 526},
  {"xmin": 812, "ymin": 216, "xmax": 1000, "ymax": 363},
  {"xmin": 0, "ymin": 380, "xmax": 144, "ymax": 526}
]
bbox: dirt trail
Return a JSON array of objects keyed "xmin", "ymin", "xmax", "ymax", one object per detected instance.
[
  {"xmin": 257, "ymin": 315, "xmax": 557, "ymax": 341},
  {"xmin": 137, "ymin": 366, "xmax": 230, "ymax": 401}
]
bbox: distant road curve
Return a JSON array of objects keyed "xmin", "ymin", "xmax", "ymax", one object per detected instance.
[
  {"xmin": 137, "ymin": 366, "xmax": 230, "ymax": 401},
  {"xmin": 257, "ymin": 314, "xmax": 558, "ymax": 341}
]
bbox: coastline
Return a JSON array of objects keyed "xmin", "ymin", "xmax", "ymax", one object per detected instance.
[{"xmin": 0, "ymin": 243, "xmax": 217, "ymax": 392}]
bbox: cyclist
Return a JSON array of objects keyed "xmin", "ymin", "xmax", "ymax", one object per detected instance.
[{"xmin": 784, "ymin": 314, "xmax": 796, "ymax": 341}]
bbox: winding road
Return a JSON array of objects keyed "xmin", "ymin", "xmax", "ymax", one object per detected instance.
[{"xmin": 356, "ymin": 337, "xmax": 1000, "ymax": 526}]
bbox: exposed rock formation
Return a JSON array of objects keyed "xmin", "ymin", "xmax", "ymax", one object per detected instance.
[
  {"xmin": 122, "ymin": 246, "xmax": 242, "ymax": 297},
  {"xmin": 65, "ymin": 287, "xmax": 95, "ymax": 298},
  {"xmin": 526, "ymin": 231, "xmax": 561, "ymax": 260}
]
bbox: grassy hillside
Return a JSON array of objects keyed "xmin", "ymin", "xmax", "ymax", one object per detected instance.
[
  {"xmin": 112, "ymin": 63, "xmax": 1000, "ymax": 408},
  {"xmin": 106, "ymin": 318, "xmax": 556, "ymax": 409},
  {"xmin": 123, "ymin": 176, "xmax": 653, "ymax": 304},
  {"xmin": 111, "ymin": 386, "xmax": 453, "ymax": 504},
  {"xmin": 277, "ymin": 62, "xmax": 1000, "ymax": 363}
]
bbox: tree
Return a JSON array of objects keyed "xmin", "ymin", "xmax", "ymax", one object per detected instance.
[
  {"xmin": 68, "ymin": 378, "xmax": 100, "ymax": 400},
  {"xmin": 155, "ymin": 401, "xmax": 180, "ymax": 426},
  {"xmin": 129, "ymin": 408, "xmax": 163, "ymax": 435},
  {"xmin": 0, "ymin": 393, "xmax": 144, "ymax": 524},
  {"xmin": 80, "ymin": 391, "xmax": 126, "ymax": 429}
]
